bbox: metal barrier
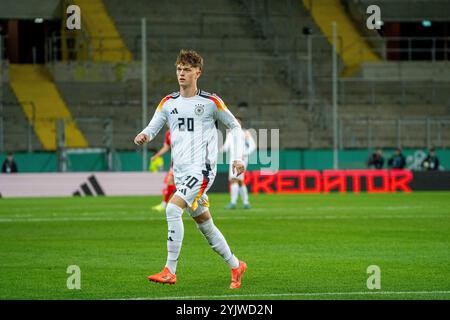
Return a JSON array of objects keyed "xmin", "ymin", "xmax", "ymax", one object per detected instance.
[
  {"xmin": 338, "ymin": 117, "xmax": 450, "ymax": 149},
  {"xmin": 55, "ymin": 117, "xmax": 114, "ymax": 171},
  {"xmin": 48, "ymin": 35, "xmax": 132, "ymax": 63},
  {"xmin": 0, "ymin": 110, "xmax": 115, "ymax": 153},
  {"xmin": 20, "ymin": 101, "xmax": 36, "ymax": 152},
  {"xmin": 2, "ymin": 12, "xmax": 448, "ymax": 152},
  {"xmin": 45, "ymin": 18, "xmax": 449, "ymax": 65},
  {"xmin": 0, "ymin": 115, "xmax": 3, "ymax": 153},
  {"xmin": 0, "ymin": 34, "xmax": 4, "ymax": 153},
  {"xmin": 329, "ymin": 78, "xmax": 449, "ymax": 106},
  {"xmin": 342, "ymin": 36, "xmax": 450, "ymax": 62}
]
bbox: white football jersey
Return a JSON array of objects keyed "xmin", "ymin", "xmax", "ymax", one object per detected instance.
[{"xmin": 141, "ymin": 90, "xmax": 244, "ymax": 178}]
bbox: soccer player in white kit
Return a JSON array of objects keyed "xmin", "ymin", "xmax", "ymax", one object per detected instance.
[
  {"xmin": 221, "ymin": 117, "xmax": 256, "ymax": 209},
  {"xmin": 134, "ymin": 50, "xmax": 247, "ymax": 289}
]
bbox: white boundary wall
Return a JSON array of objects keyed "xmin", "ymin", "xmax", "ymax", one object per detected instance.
[{"xmin": 0, "ymin": 172, "xmax": 167, "ymax": 198}]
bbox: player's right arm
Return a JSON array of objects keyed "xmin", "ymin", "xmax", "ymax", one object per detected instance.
[{"xmin": 134, "ymin": 97, "xmax": 169, "ymax": 145}]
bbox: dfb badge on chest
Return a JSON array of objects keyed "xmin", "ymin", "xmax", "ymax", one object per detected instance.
[{"xmin": 195, "ymin": 104, "xmax": 204, "ymax": 116}]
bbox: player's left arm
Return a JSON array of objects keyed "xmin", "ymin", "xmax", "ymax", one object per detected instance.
[{"xmin": 213, "ymin": 97, "xmax": 245, "ymax": 176}]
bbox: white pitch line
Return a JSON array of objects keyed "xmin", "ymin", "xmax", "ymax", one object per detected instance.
[
  {"xmin": 117, "ymin": 290, "xmax": 450, "ymax": 300},
  {"xmin": 0, "ymin": 216, "xmax": 151, "ymax": 223},
  {"xmin": 0, "ymin": 214, "xmax": 448, "ymax": 223},
  {"xmin": 0, "ymin": 205, "xmax": 444, "ymax": 216},
  {"xmin": 0, "ymin": 205, "xmax": 438, "ymax": 214}
]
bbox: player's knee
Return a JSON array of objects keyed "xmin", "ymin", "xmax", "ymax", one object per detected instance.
[
  {"xmin": 196, "ymin": 217, "xmax": 214, "ymax": 233},
  {"xmin": 193, "ymin": 208, "xmax": 212, "ymax": 224},
  {"xmin": 166, "ymin": 203, "xmax": 183, "ymax": 222}
]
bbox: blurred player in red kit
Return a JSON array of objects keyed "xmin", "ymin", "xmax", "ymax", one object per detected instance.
[{"xmin": 151, "ymin": 129, "xmax": 177, "ymax": 212}]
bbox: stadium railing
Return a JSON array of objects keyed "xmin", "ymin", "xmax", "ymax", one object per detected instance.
[
  {"xmin": 342, "ymin": 36, "xmax": 450, "ymax": 62},
  {"xmin": 312, "ymin": 78, "xmax": 450, "ymax": 106},
  {"xmin": 0, "ymin": 113, "xmax": 115, "ymax": 153},
  {"xmin": 0, "ymin": 35, "xmax": 4, "ymax": 153},
  {"xmin": 47, "ymin": 35, "xmax": 132, "ymax": 63},
  {"xmin": 2, "ymin": 107, "xmax": 449, "ymax": 153},
  {"xmin": 335, "ymin": 116, "xmax": 450, "ymax": 149}
]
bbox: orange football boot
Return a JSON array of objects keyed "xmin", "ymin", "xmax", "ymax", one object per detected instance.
[
  {"xmin": 230, "ymin": 261, "xmax": 247, "ymax": 289},
  {"xmin": 148, "ymin": 267, "xmax": 176, "ymax": 285}
]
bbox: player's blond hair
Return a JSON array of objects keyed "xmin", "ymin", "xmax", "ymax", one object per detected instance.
[{"xmin": 175, "ymin": 49, "xmax": 203, "ymax": 70}]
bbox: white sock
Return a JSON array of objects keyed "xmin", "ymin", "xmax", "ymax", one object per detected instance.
[
  {"xmin": 165, "ymin": 203, "xmax": 184, "ymax": 274},
  {"xmin": 197, "ymin": 218, "xmax": 239, "ymax": 269},
  {"xmin": 230, "ymin": 183, "xmax": 239, "ymax": 205},
  {"xmin": 239, "ymin": 185, "xmax": 249, "ymax": 205}
]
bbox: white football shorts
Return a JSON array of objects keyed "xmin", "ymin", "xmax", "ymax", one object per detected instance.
[{"xmin": 174, "ymin": 171, "xmax": 215, "ymax": 217}]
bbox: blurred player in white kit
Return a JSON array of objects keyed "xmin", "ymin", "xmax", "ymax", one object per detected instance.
[{"xmin": 221, "ymin": 117, "xmax": 256, "ymax": 209}]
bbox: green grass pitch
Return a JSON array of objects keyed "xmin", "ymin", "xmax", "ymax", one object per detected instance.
[{"xmin": 0, "ymin": 192, "xmax": 449, "ymax": 300}]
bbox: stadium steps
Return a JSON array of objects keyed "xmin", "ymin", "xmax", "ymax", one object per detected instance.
[
  {"xmin": 66, "ymin": 0, "xmax": 450, "ymax": 149},
  {"xmin": 338, "ymin": 103, "xmax": 450, "ymax": 148},
  {"xmin": 56, "ymin": 78, "xmax": 296, "ymax": 150},
  {"xmin": 340, "ymin": 104, "xmax": 450, "ymax": 118},
  {"xmin": 9, "ymin": 64, "xmax": 88, "ymax": 150},
  {"xmin": 55, "ymin": 82, "xmax": 147, "ymax": 148},
  {"xmin": 1, "ymin": 84, "xmax": 42, "ymax": 152},
  {"xmin": 302, "ymin": 0, "xmax": 380, "ymax": 77},
  {"xmin": 73, "ymin": 0, "xmax": 133, "ymax": 62},
  {"xmin": 99, "ymin": 0, "xmax": 319, "ymax": 149},
  {"xmin": 101, "ymin": 0, "xmax": 450, "ymax": 149}
]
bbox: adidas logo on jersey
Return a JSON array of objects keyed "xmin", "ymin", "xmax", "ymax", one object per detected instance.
[{"xmin": 170, "ymin": 108, "xmax": 179, "ymax": 114}]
